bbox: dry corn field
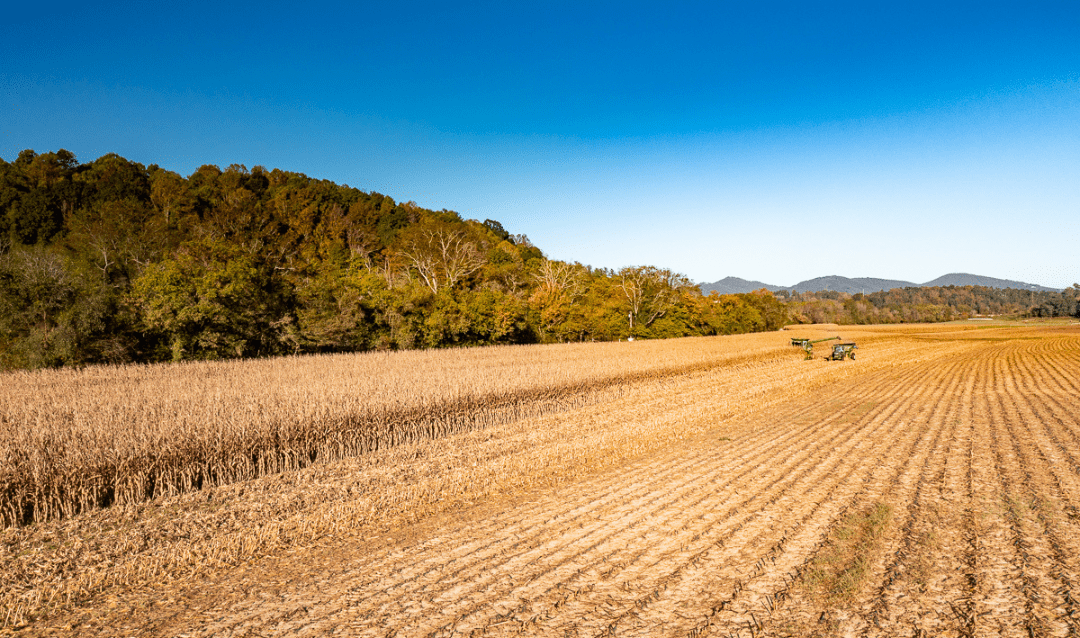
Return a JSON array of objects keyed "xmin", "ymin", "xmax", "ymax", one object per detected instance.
[{"xmin": 3, "ymin": 321, "xmax": 1080, "ymax": 636}]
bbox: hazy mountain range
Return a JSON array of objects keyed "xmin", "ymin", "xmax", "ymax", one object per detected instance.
[{"xmin": 699, "ymin": 273, "xmax": 1062, "ymax": 295}]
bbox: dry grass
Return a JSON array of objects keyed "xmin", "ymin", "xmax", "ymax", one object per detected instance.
[{"xmin": 802, "ymin": 502, "xmax": 894, "ymax": 604}]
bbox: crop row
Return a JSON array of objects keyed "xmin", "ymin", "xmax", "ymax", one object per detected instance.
[{"xmin": 0, "ymin": 332, "xmax": 797, "ymax": 527}]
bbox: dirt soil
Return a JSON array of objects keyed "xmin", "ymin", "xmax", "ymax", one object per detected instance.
[{"xmin": 18, "ymin": 330, "xmax": 1080, "ymax": 637}]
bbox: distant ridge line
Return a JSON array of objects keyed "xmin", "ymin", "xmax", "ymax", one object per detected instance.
[{"xmin": 699, "ymin": 273, "xmax": 1061, "ymax": 295}]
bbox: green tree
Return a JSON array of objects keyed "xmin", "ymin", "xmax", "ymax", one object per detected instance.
[
  {"xmin": 0, "ymin": 246, "xmax": 77, "ymax": 367},
  {"xmin": 148, "ymin": 168, "xmax": 193, "ymax": 229},
  {"xmin": 77, "ymin": 153, "xmax": 150, "ymax": 204},
  {"xmin": 132, "ymin": 239, "xmax": 297, "ymax": 360},
  {"xmin": 0, "ymin": 246, "xmax": 135, "ymax": 369},
  {"xmin": 616, "ymin": 266, "xmax": 693, "ymax": 337},
  {"xmin": 528, "ymin": 258, "xmax": 585, "ymax": 342},
  {"xmin": 739, "ymin": 289, "xmax": 789, "ymax": 330},
  {"xmin": 294, "ymin": 257, "xmax": 390, "ymax": 351},
  {"xmin": 482, "ymin": 218, "xmax": 511, "ymax": 242}
]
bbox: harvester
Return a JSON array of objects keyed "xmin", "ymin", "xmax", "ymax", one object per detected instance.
[
  {"xmin": 828, "ymin": 343, "xmax": 858, "ymax": 361},
  {"xmin": 791, "ymin": 336, "xmax": 841, "ymax": 360}
]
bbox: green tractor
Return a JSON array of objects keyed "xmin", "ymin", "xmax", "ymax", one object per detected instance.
[
  {"xmin": 828, "ymin": 343, "xmax": 858, "ymax": 361},
  {"xmin": 791, "ymin": 336, "xmax": 841, "ymax": 360}
]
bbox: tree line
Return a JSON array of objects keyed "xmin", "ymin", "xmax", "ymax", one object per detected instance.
[
  {"xmin": 2, "ymin": 150, "xmax": 1076, "ymax": 370},
  {"xmin": 779, "ymin": 286, "xmax": 1080, "ymax": 325},
  {"xmin": 0, "ymin": 150, "xmax": 790, "ymax": 369}
]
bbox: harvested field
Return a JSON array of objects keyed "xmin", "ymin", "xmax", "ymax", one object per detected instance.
[{"xmin": 4, "ymin": 321, "xmax": 1080, "ymax": 636}]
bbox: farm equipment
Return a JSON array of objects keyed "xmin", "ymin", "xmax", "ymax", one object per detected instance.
[
  {"xmin": 828, "ymin": 343, "xmax": 858, "ymax": 361},
  {"xmin": 792, "ymin": 336, "xmax": 841, "ymax": 360}
]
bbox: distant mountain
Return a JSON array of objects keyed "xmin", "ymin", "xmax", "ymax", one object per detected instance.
[
  {"xmin": 921, "ymin": 273, "xmax": 1059, "ymax": 292},
  {"xmin": 698, "ymin": 277, "xmax": 785, "ymax": 295},
  {"xmin": 790, "ymin": 276, "xmax": 916, "ymax": 294},
  {"xmin": 698, "ymin": 273, "xmax": 1061, "ymax": 295}
]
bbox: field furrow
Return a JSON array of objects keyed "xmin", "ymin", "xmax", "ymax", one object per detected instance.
[
  {"xmin": 154, "ymin": 341, "xmax": 966, "ymax": 638},
  {"xmin": 993, "ymin": 345, "xmax": 1080, "ymax": 632},
  {"xmin": 966, "ymin": 346, "xmax": 1030, "ymax": 637},
  {"xmin": 849, "ymin": 358, "xmax": 968, "ymax": 637},
  {"xmin": 687, "ymin": 364, "xmax": 952, "ymax": 633},
  {"xmin": 199, "ymin": 372, "xmax": 901, "ymax": 636},
  {"xmin": 752, "ymin": 355, "xmax": 970, "ymax": 637},
  {"xmin": 983, "ymin": 349, "xmax": 1070, "ymax": 635},
  {"xmin": 6, "ymin": 323, "xmax": 1080, "ymax": 637}
]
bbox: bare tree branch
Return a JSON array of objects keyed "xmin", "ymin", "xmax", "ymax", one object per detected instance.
[
  {"xmin": 618, "ymin": 266, "xmax": 693, "ymax": 334},
  {"xmin": 399, "ymin": 227, "xmax": 484, "ymax": 294}
]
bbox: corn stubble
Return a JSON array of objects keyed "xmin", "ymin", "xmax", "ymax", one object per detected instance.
[
  {"xmin": 2, "ymin": 322, "xmax": 1066, "ymax": 631},
  {"xmin": 0, "ymin": 336, "xmax": 794, "ymax": 528}
]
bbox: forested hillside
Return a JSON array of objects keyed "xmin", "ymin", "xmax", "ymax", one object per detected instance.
[
  {"xmin": 0, "ymin": 150, "xmax": 789, "ymax": 369},
  {"xmin": 1, "ymin": 149, "xmax": 1076, "ymax": 370}
]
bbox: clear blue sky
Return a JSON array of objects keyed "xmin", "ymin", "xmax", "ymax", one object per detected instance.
[{"xmin": 3, "ymin": 1, "xmax": 1078, "ymax": 288}]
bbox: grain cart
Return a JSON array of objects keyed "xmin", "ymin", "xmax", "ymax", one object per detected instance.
[
  {"xmin": 793, "ymin": 336, "xmax": 840, "ymax": 360},
  {"xmin": 828, "ymin": 343, "xmax": 858, "ymax": 361}
]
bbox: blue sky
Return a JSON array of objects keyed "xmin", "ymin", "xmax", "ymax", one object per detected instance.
[{"xmin": 3, "ymin": 1, "xmax": 1078, "ymax": 288}]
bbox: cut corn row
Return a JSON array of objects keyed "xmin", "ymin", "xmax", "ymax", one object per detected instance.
[{"xmin": 1, "ymin": 322, "xmax": 1063, "ymax": 630}]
